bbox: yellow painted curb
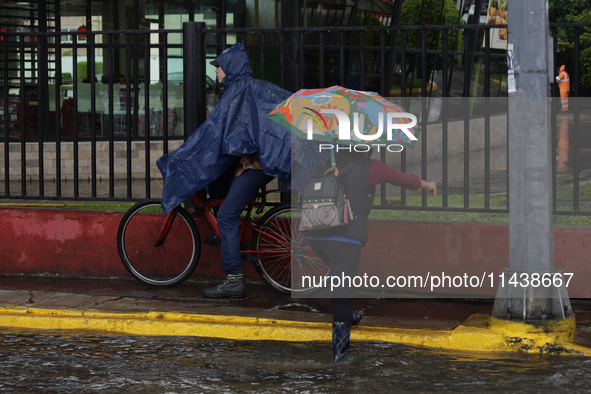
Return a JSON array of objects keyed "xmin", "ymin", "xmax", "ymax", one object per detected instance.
[
  {"xmin": 0, "ymin": 308, "xmax": 590, "ymax": 355},
  {"xmin": 489, "ymin": 316, "xmax": 576, "ymax": 342}
]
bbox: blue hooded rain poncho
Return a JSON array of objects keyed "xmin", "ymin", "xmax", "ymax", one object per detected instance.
[{"xmin": 156, "ymin": 43, "xmax": 293, "ymax": 214}]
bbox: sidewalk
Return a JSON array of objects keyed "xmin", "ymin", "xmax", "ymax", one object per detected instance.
[{"xmin": 1, "ymin": 276, "xmax": 591, "ymax": 355}]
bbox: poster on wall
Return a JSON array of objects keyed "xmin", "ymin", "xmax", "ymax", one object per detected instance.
[{"xmin": 486, "ymin": 0, "xmax": 508, "ymax": 50}]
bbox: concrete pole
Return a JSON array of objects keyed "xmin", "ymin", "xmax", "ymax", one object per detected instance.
[{"xmin": 491, "ymin": 0, "xmax": 572, "ymax": 322}]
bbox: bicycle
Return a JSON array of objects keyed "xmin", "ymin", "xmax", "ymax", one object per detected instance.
[{"xmin": 116, "ymin": 188, "xmax": 329, "ymax": 295}]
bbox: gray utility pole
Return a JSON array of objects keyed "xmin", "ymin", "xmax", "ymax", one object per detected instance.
[{"xmin": 491, "ymin": 0, "xmax": 572, "ymax": 322}]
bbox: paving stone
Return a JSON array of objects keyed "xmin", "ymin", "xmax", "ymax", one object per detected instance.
[{"xmin": 0, "ymin": 290, "xmax": 32, "ymax": 307}]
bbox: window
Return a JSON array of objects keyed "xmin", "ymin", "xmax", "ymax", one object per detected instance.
[{"xmin": 61, "ymin": 27, "xmax": 87, "ymax": 44}]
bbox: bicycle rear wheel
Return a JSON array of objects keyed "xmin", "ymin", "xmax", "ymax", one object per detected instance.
[
  {"xmin": 117, "ymin": 198, "xmax": 201, "ymax": 287},
  {"xmin": 251, "ymin": 203, "xmax": 329, "ymax": 296}
]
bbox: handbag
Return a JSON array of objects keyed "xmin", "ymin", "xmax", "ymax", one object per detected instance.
[{"xmin": 299, "ymin": 163, "xmax": 356, "ymax": 233}]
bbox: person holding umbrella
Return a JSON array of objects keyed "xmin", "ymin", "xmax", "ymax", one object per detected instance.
[
  {"xmin": 307, "ymin": 148, "xmax": 436, "ymax": 362},
  {"xmin": 268, "ymin": 86, "xmax": 436, "ymax": 362}
]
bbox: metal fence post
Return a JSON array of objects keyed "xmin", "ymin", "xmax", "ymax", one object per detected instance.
[
  {"xmin": 183, "ymin": 22, "xmax": 207, "ymax": 139},
  {"xmin": 279, "ymin": 3, "xmax": 299, "ymax": 202},
  {"xmin": 36, "ymin": 1, "xmax": 50, "ymax": 196}
]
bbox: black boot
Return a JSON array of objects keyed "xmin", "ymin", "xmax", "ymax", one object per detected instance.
[
  {"xmin": 332, "ymin": 322, "xmax": 351, "ymax": 362},
  {"xmin": 352, "ymin": 311, "xmax": 363, "ymax": 326},
  {"xmin": 203, "ymin": 274, "xmax": 245, "ymax": 298}
]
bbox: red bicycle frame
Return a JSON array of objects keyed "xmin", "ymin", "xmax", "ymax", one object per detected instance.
[{"xmin": 153, "ymin": 192, "xmax": 291, "ymax": 255}]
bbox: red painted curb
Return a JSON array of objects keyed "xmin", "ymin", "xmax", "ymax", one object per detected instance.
[
  {"xmin": 0, "ymin": 208, "xmax": 588, "ymax": 297},
  {"xmin": 0, "ymin": 207, "xmax": 251, "ymax": 281}
]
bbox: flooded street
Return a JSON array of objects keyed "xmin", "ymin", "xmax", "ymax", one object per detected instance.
[{"xmin": 1, "ymin": 329, "xmax": 591, "ymax": 393}]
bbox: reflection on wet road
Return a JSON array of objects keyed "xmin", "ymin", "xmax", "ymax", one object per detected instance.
[
  {"xmin": 557, "ymin": 116, "xmax": 570, "ymax": 173},
  {"xmin": 1, "ymin": 329, "xmax": 591, "ymax": 393},
  {"xmin": 554, "ymin": 113, "xmax": 591, "ymax": 185}
]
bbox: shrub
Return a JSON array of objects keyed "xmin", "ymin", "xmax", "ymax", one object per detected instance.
[{"xmin": 76, "ymin": 61, "xmax": 103, "ymax": 81}]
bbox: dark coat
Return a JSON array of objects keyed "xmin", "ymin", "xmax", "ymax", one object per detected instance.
[{"xmin": 156, "ymin": 43, "xmax": 292, "ymax": 214}]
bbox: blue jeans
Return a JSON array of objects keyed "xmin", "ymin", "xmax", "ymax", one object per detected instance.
[
  {"xmin": 217, "ymin": 169, "xmax": 274, "ymax": 275},
  {"xmin": 309, "ymin": 240, "xmax": 361, "ymax": 323}
]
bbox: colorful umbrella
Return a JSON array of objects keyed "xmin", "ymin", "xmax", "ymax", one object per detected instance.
[{"xmin": 267, "ymin": 85, "xmax": 420, "ymax": 150}]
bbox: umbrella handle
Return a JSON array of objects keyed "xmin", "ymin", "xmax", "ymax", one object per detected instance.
[
  {"xmin": 330, "ymin": 148, "xmax": 336, "ymax": 168},
  {"xmin": 325, "ymin": 167, "xmax": 339, "ymax": 176}
]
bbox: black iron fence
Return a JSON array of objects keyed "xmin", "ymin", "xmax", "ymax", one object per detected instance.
[{"xmin": 0, "ymin": 22, "xmax": 590, "ymax": 217}]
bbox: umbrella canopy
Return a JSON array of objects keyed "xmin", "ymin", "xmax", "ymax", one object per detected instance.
[{"xmin": 267, "ymin": 85, "xmax": 420, "ymax": 149}]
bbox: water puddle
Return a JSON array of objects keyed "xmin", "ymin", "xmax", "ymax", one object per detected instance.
[{"xmin": 1, "ymin": 329, "xmax": 590, "ymax": 393}]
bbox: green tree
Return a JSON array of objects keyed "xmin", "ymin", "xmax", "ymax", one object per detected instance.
[
  {"xmin": 571, "ymin": 10, "xmax": 591, "ymax": 87},
  {"xmin": 399, "ymin": 0, "xmax": 462, "ymax": 96},
  {"xmin": 549, "ymin": 0, "xmax": 591, "ymax": 87},
  {"xmin": 355, "ymin": 14, "xmax": 384, "ymax": 46},
  {"xmin": 400, "ymin": 0, "xmax": 462, "ymax": 51}
]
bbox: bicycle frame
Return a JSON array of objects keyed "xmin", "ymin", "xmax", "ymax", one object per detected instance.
[{"xmin": 153, "ymin": 192, "xmax": 291, "ymax": 255}]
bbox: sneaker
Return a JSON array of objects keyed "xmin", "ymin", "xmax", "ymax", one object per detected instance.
[{"xmin": 203, "ymin": 274, "xmax": 245, "ymax": 298}]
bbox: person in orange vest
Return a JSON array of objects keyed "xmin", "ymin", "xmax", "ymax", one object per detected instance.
[{"xmin": 556, "ymin": 65, "xmax": 570, "ymax": 112}]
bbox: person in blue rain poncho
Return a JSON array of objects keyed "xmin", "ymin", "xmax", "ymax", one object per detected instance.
[{"xmin": 156, "ymin": 43, "xmax": 292, "ymax": 298}]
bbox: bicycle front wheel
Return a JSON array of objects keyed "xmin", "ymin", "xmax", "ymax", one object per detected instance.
[
  {"xmin": 117, "ymin": 198, "xmax": 201, "ymax": 287},
  {"xmin": 251, "ymin": 203, "xmax": 329, "ymax": 296}
]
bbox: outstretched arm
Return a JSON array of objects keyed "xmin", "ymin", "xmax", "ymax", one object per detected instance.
[{"xmin": 369, "ymin": 160, "xmax": 436, "ymax": 197}]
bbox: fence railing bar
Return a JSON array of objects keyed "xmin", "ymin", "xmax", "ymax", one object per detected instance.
[
  {"xmin": 207, "ymin": 24, "xmax": 510, "ymax": 34},
  {"xmin": 319, "ymin": 31, "xmax": 325, "ymax": 88},
  {"xmin": 551, "ymin": 27, "xmax": 558, "ymax": 212},
  {"xmin": 573, "ymin": 28, "xmax": 580, "ymax": 212},
  {"xmin": 144, "ymin": 33, "xmax": 151, "ymax": 199},
  {"xmin": 484, "ymin": 29, "xmax": 491, "ymax": 209},
  {"xmin": 2, "ymin": 29, "xmax": 182, "ymax": 37},
  {"xmin": 55, "ymin": 32, "xmax": 62, "ymax": 197},
  {"xmin": 359, "ymin": 30, "xmax": 365, "ymax": 91},
  {"xmin": 162, "ymin": 32, "xmax": 169, "ymax": 155},
  {"xmin": 339, "ymin": 31, "xmax": 345, "ymax": 87},
  {"xmin": 37, "ymin": 37, "xmax": 45, "ymax": 198},
  {"xmin": 551, "ymin": 100, "xmax": 557, "ymax": 212},
  {"xmin": 283, "ymin": 41, "xmax": 474, "ymax": 58},
  {"xmin": 371, "ymin": 205, "xmax": 509, "ymax": 213},
  {"xmin": 3, "ymin": 37, "xmax": 10, "ymax": 196},
  {"xmin": 442, "ymin": 29, "xmax": 448, "ymax": 208},
  {"xmin": 18, "ymin": 39, "xmax": 26, "ymax": 197},
  {"xmin": 463, "ymin": 101, "xmax": 470, "ymax": 208},
  {"xmin": 126, "ymin": 34, "xmax": 132, "ymax": 199},
  {"xmin": 73, "ymin": 36, "xmax": 80, "ymax": 198},
  {"xmin": 133, "ymin": 32, "xmax": 140, "ymax": 142},
  {"xmin": 400, "ymin": 29, "xmax": 407, "ymax": 207},
  {"xmin": 421, "ymin": 29, "xmax": 427, "ymax": 207},
  {"xmin": 89, "ymin": 33, "xmax": 97, "ymax": 199},
  {"xmin": 108, "ymin": 34, "xmax": 115, "ymax": 199},
  {"xmin": 280, "ymin": 33, "xmax": 285, "ymax": 89},
  {"xmin": 260, "ymin": 32, "xmax": 266, "ymax": 81},
  {"xmin": 379, "ymin": 30, "xmax": 387, "ymax": 206},
  {"xmin": 299, "ymin": 31, "xmax": 305, "ymax": 89}
]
